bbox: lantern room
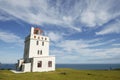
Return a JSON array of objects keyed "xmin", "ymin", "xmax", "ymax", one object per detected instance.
[{"xmin": 34, "ymin": 28, "xmax": 43, "ymax": 35}]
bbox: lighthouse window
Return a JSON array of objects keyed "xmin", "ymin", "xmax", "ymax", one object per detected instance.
[
  {"xmin": 45, "ymin": 38, "xmax": 47, "ymax": 40},
  {"xmin": 36, "ymin": 41, "xmax": 39, "ymax": 45},
  {"xmin": 38, "ymin": 50, "xmax": 42, "ymax": 55},
  {"xmin": 37, "ymin": 50, "xmax": 39, "ymax": 55},
  {"xmin": 48, "ymin": 61, "xmax": 52, "ymax": 67},
  {"xmin": 42, "ymin": 42, "xmax": 44, "ymax": 46},
  {"xmin": 38, "ymin": 61, "xmax": 42, "ymax": 67},
  {"xmin": 34, "ymin": 30, "xmax": 39, "ymax": 34},
  {"xmin": 34, "ymin": 36, "xmax": 36, "ymax": 38},
  {"xmin": 40, "ymin": 50, "xmax": 42, "ymax": 55}
]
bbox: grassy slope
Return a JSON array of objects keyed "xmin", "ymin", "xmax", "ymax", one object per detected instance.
[{"xmin": 0, "ymin": 68, "xmax": 120, "ymax": 80}]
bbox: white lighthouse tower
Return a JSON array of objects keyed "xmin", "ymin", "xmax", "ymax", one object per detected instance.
[{"xmin": 17, "ymin": 27, "xmax": 55, "ymax": 72}]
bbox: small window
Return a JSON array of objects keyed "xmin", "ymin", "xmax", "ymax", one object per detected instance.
[
  {"xmin": 37, "ymin": 50, "xmax": 39, "ymax": 55},
  {"xmin": 34, "ymin": 36, "xmax": 36, "ymax": 38},
  {"xmin": 36, "ymin": 41, "xmax": 39, "ymax": 45},
  {"xmin": 38, "ymin": 61, "xmax": 42, "ymax": 67},
  {"xmin": 45, "ymin": 38, "xmax": 47, "ymax": 40},
  {"xmin": 41, "ymin": 37, "xmax": 43, "ymax": 40},
  {"xmin": 42, "ymin": 42, "xmax": 44, "ymax": 46},
  {"xmin": 40, "ymin": 50, "xmax": 42, "ymax": 55},
  {"xmin": 38, "ymin": 37, "xmax": 40, "ymax": 39},
  {"xmin": 34, "ymin": 30, "xmax": 39, "ymax": 34},
  {"xmin": 48, "ymin": 61, "xmax": 52, "ymax": 67}
]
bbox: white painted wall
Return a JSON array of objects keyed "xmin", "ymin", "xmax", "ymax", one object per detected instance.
[
  {"xmin": 32, "ymin": 56, "xmax": 55, "ymax": 72},
  {"xmin": 17, "ymin": 27, "xmax": 55, "ymax": 72},
  {"xmin": 22, "ymin": 63, "xmax": 31, "ymax": 72},
  {"xmin": 17, "ymin": 59, "xmax": 24, "ymax": 70},
  {"xmin": 30, "ymin": 27, "xmax": 34, "ymax": 35},
  {"xmin": 28, "ymin": 35, "xmax": 49, "ymax": 58}
]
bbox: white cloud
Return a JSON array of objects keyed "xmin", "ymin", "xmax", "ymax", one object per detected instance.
[
  {"xmin": 0, "ymin": 0, "xmax": 81, "ymax": 32},
  {"xmin": 0, "ymin": 0, "xmax": 119, "ymax": 32},
  {"xmin": 63, "ymin": 16, "xmax": 73, "ymax": 24},
  {"xmin": 50, "ymin": 38, "xmax": 120, "ymax": 63},
  {"xmin": 0, "ymin": 0, "xmax": 120, "ymax": 63},
  {"xmin": 96, "ymin": 20, "xmax": 120, "ymax": 35},
  {"xmin": 56, "ymin": 38, "xmax": 115, "ymax": 52},
  {"xmin": 47, "ymin": 32, "xmax": 63, "ymax": 42},
  {"xmin": 79, "ymin": 0, "xmax": 114, "ymax": 27},
  {"xmin": 0, "ymin": 15, "xmax": 12, "ymax": 21},
  {"xmin": 112, "ymin": 43, "xmax": 120, "ymax": 46},
  {"xmin": 0, "ymin": 30, "xmax": 24, "ymax": 45},
  {"xmin": 80, "ymin": 7, "xmax": 112, "ymax": 27},
  {"xmin": 81, "ymin": 11, "xmax": 96, "ymax": 27}
]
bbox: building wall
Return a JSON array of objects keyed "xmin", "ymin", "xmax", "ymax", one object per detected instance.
[
  {"xmin": 28, "ymin": 34, "xmax": 49, "ymax": 58},
  {"xmin": 23, "ymin": 39, "xmax": 30, "ymax": 59},
  {"xmin": 22, "ymin": 63, "xmax": 31, "ymax": 72},
  {"xmin": 31, "ymin": 56, "xmax": 55, "ymax": 72},
  {"xmin": 17, "ymin": 27, "xmax": 55, "ymax": 72},
  {"xmin": 17, "ymin": 59, "xmax": 24, "ymax": 71}
]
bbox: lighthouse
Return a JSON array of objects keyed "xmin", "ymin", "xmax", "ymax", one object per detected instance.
[{"xmin": 17, "ymin": 27, "xmax": 55, "ymax": 72}]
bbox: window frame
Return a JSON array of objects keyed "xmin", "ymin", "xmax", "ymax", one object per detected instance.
[
  {"xmin": 42, "ymin": 42, "xmax": 44, "ymax": 46},
  {"xmin": 36, "ymin": 41, "xmax": 39, "ymax": 45},
  {"xmin": 37, "ymin": 61, "xmax": 42, "ymax": 68},
  {"xmin": 34, "ymin": 36, "xmax": 36, "ymax": 38},
  {"xmin": 48, "ymin": 61, "xmax": 52, "ymax": 67},
  {"xmin": 37, "ymin": 50, "xmax": 39, "ymax": 55},
  {"xmin": 40, "ymin": 50, "xmax": 42, "ymax": 55}
]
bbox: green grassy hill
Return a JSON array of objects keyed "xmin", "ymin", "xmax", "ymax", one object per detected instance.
[{"xmin": 0, "ymin": 68, "xmax": 120, "ymax": 80}]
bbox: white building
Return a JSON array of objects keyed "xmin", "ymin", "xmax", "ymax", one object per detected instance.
[{"xmin": 17, "ymin": 27, "xmax": 55, "ymax": 72}]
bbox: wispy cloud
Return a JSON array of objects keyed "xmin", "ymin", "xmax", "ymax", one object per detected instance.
[
  {"xmin": 50, "ymin": 38, "xmax": 120, "ymax": 63},
  {"xmin": 0, "ymin": 0, "xmax": 120, "ymax": 33},
  {"xmin": 0, "ymin": 0, "xmax": 120, "ymax": 63},
  {"xmin": 112, "ymin": 43, "xmax": 120, "ymax": 46},
  {"xmin": 0, "ymin": 10, "xmax": 15, "ymax": 21},
  {"xmin": 47, "ymin": 32, "xmax": 63, "ymax": 42},
  {"xmin": 96, "ymin": 19, "xmax": 120, "ymax": 35},
  {"xmin": 0, "ymin": 30, "xmax": 24, "ymax": 46}
]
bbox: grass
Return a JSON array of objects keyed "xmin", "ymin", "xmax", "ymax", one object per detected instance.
[{"xmin": 0, "ymin": 68, "xmax": 120, "ymax": 80}]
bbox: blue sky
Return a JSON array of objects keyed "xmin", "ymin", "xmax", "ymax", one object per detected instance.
[{"xmin": 0, "ymin": 0, "xmax": 120, "ymax": 64}]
